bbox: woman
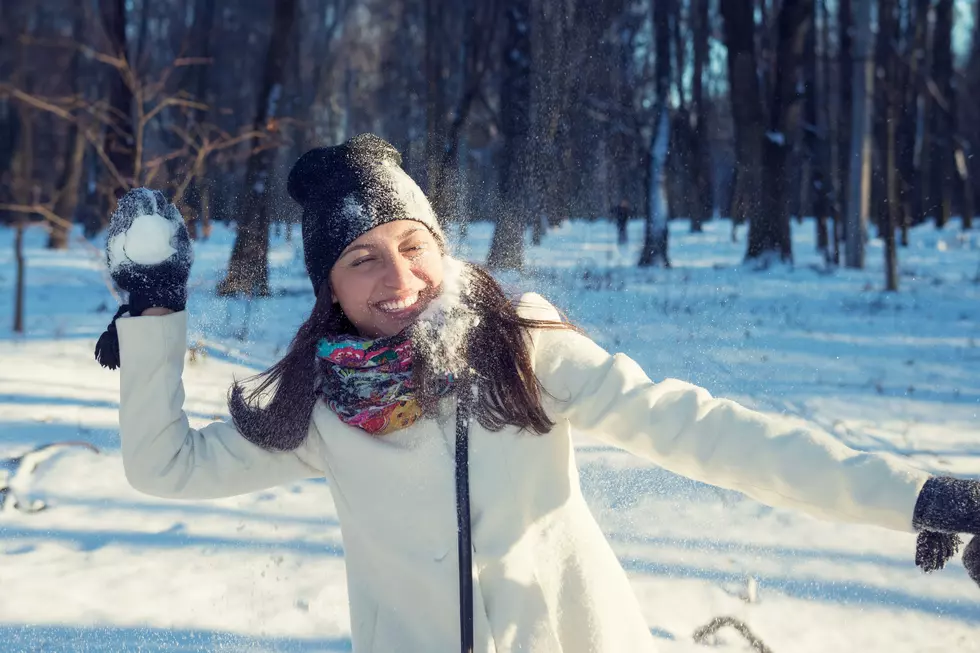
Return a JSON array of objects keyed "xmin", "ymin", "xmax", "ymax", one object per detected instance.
[{"xmin": 96, "ymin": 134, "xmax": 979, "ymax": 653}]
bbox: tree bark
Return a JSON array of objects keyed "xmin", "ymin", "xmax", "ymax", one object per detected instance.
[
  {"xmin": 896, "ymin": 0, "xmax": 929, "ymax": 243},
  {"xmin": 820, "ymin": 0, "xmax": 840, "ymax": 263},
  {"xmin": 424, "ymin": 0, "xmax": 450, "ymax": 218},
  {"xmin": 837, "ymin": 0, "xmax": 852, "ymax": 231},
  {"xmin": 218, "ymin": 0, "xmax": 298, "ymax": 297},
  {"xmin": 487, "ymin": 0, "xmax": 532, "ymax": 271},
  {"xmin": 879, "ymin": 0, "xmax": 899, "ymax": 290},
  {"xmin": 914, "ymin": 0, "xmax": 934, "ymax": 225},
  {"xmin": 99, "ymin": 0, "xmax": 134, "ymax": 194},
  {"xmin": 747, "ymin": 0, "xmax": 812, "ymax": 264},
  {"xmin": 49, "ymin": 127, "xmax": 86, "ymax": 249},
  {"xmin": 14, "ymin": 220, "xmax": 25, "ymax": 333},
  {"xmin": 844, "ymin": 0, "xmax": 872, "ymax": 269},
  {"xmin": 720, "ymin": 0, "xmax": 766, "ymax": 234},
  {"xmin": 639, "ymin": 0, "xmax": 672, "ymax": 267},
  {"xmin": 639, "ymin": 108, "xmax": 671, "ymax": 267},
  {"xmin": 930, "ymin": 0, "xmax": 954, "ymax": 229},
  {"xmin": 811, "ymin": 0, "xmax": 831, "ymax": 261},
  {"xmin": 690, "ymin": 0, "xmax": 713, "ymax": 233}
]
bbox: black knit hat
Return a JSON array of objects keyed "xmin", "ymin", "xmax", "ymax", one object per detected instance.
[{"xmin": 287, "ymin": 133, "xmax": 445, "ymax": 296}]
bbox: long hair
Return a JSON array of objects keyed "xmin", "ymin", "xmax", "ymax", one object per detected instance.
[{"xmin": 228, "ymin": 261, "xmax": 578, "ymax": 451}]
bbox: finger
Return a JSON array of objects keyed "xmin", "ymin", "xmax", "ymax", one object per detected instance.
[{"xmin": 963, "ymin": 536, "xmax": 980, "ymax": 587}]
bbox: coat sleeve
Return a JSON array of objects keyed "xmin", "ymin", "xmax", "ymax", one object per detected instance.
[
  {"xmin": 115, "ymin": 310, "xmax": 326, "ymax": 500},
  {"xmin": 517, "ymin": 292, "xmax": 930, "ymax": 533}
]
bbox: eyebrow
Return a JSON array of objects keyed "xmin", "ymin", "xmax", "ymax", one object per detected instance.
[{"xmin": 339, "ymin": 227, "xmax": 423, "ymax": 258}]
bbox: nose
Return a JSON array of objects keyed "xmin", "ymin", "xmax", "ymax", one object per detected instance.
[{"xmin": 383, "ymin": 253, "xmax": 419, "ymax": 289}]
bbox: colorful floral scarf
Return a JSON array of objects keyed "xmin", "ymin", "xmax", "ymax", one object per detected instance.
[{"xmin": 316, "ymin": 333, "xmax": 454, "ymax": 435}]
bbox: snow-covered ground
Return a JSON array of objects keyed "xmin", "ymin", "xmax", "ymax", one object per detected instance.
[{"xmin": 1, "ymin": 216, "xmax": 979, "ymax": 652}]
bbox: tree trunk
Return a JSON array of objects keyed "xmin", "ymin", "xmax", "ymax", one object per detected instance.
[
  {"xmin": 811, "ymin": 0, "xmax": 831, "ymax": 261},
  {"xmin": 747, "ymin": 0, "xmax": 811, "ymax": 264},
  {"xmin": 48, "ymin": 126, "xmax": 86, "ymax": 249},
  {"xmin": 690, "ymin": 0, "xmax": 713, "ymax": 233},
  {"xmin": 487, "ymin": 0, "xmax": 531, "ymax": 271},
  {"xmin": 958, "ymin": 148, "xmax": 975, "ymax": 230},
  {"xmin": 820, "ymin": 0, "xmax": 840, "ymax": 264},
  {"xmin": 880, "ymin": 0, "xmax": 899, "ymax": 290},
  {"xmin": 218, "ymin": 0, "xmax": 298, "ymax": 297},
  {"xmin": 720, "ymin": 0, "xmax": 766, "ymax": 233},
  {"xmin": 14, "ymin": 220, "xmax": 25, "ymax": 334},
  {"xmin": 915, "ymin": 0, "xmax": 934, "ymax": 225},
  {"xmin": 897, "ymin": 0, "xmax": 929, "ymax": 242},
  {"xmin": 930, "ymin": 0, "xmax": 953, "ymax": 229},
  {"xmin": 837, "ymin": 0, "xmax": 852, "ymax": 232},
  {"xmin": 844, "ymin": 0, "xmax": 873, "ymax": 269},
  {"xmin": 424, "ymin": 0, "xmax": 450, "ymax": 218},
  {"xmin": 99, "ymin": 0, "xmax": 134, "ymax": 194},
  {"xmin": 884, "ymin": 108, "xmax": 899, "ymax": 290},
  {"xmin": 639, "ymin": 0, "xmax": 672, "ymax": 267},
  {"xmin": 639, "ymin": 108, "xmax": 671, "ymax": 267}
]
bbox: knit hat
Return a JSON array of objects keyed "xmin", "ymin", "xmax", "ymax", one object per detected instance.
[{"xmin": 287, "ymin": 133, "xmax": 445, "ymax": 296}]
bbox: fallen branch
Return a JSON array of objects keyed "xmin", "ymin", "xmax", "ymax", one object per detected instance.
[
  {"xmin": 693, "ymin": 616, "xmax": 774, "ymax": 653},
  {"xmin": 0, "ymin": 441, "xmax": 100, "ymax": 513}
]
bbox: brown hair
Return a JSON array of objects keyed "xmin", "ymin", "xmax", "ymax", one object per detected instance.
[{"xmin": 228, "ymin": 261, "xmax": 579, "ymax": 451}]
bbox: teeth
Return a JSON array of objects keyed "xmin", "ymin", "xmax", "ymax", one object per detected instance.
[{"xmin": 377, "ymin": 294, "xmax": 420, "ymax": 312}]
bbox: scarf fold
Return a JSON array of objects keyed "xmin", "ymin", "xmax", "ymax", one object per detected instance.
[{"xmin": 316, "ymin": 332, "xmax": 454, "ymax": 435}]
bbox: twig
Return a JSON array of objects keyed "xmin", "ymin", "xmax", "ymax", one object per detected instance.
[{"xmin": 693, "ymin": 616, "xmax": 774, "ymax": 653}]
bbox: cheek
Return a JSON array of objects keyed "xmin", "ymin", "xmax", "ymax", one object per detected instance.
[
  {"xmin": 330, "ymin": 270, "xmax": 371, "ymax": 316},
  {"xmin": 418, "ymin": 255, "xmax": 444, "ymax": 286}
]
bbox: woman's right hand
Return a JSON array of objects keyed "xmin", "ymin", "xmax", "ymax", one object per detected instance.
[
  {"xmin": 95, "ymin": 188, "xmax": 192, "ymax": 369},
  {"xmin": 106, "ymin": 188, "xmax": 193, "ymax": 317}
]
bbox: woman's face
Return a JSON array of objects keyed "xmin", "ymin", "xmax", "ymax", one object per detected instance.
[{"xmin": 329, "ymin": 220, "xmax": 444, "ymax": 338}]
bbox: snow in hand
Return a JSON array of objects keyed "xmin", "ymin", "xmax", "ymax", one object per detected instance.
[
  {"xmin": 106, "ymin": 196, "xmax": 179, "ymax": 271},
  {"xmin": 107, "ymin": 213, "xmax": 177, "ymax": 270},
  {"xmin": 1, "ymin": 217, "xmax": 979, "ymax": 652}
]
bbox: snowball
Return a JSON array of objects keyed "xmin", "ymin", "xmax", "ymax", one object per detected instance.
[{"xmin": 108, "ymin": 213, "xmax": 178, "ymax": 272}]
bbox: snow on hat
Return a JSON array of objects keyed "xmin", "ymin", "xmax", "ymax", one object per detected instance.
[{"xmin": 287, "ymin": 133, "xmax": 445, "ymax": 296}]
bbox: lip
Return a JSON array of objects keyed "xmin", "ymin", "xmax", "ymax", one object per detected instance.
[{"xmin": 374, "ymin": 291, "xmax": 428, "ymax": 320}]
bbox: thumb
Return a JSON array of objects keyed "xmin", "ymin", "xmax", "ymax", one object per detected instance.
[{"xmin": 964, "ymin": 535, "xmax": 980, "ymax": 588}]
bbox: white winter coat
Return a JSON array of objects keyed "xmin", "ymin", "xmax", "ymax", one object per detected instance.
[{"xmin": 115, "ymin": 292, "xmax": 930, "ymax": 653}]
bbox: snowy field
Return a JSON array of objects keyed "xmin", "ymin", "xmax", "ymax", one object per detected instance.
[{"xmin": 1, "ymin": 216, "xmax": 979, "ymax": 652}]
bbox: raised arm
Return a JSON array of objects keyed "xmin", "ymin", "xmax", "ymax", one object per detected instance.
[
  {"xmin": 518, "ymin": 293, "xmax": 930, "ymax": 533},
  {"xmin": 98, "ymin": 188, "xmax": 324, "ymax": 500},
  {"xmin": 116, "ymin": 311, "xmax": 325, "ymax": 499}
]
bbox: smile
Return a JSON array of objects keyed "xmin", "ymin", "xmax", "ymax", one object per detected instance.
[{"xmin": 376, "ymin": 293, "xmax": 421, "ymax": 313}]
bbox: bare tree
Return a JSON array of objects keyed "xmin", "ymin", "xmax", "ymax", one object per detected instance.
[
  {"xmin": 218, "ymin": 0, "xmax": 299, "ymax": 297},
  {"xmin": 638, "ymin": 0, "xmax": 671, "ymax": 267},
  {"xmin": 751, "ymin": 0, "xmax": 812, "ymax": 264},
  {"xmin": 721, "ymin": 0, "xmax": 766, "ymax": 235},
  {"xmin": 844, "ymin": 0, "xmax": 873, "ymax": 268},
  {"xmin": 879, "ymin": 0, "xmax": 899, "ymax": 290},
  {"xmin": 929, "ymin": 0, "xmax": 954, "ymax": 229},
  {"xmin": 690, "ymin": 0, "xmax": 714, "ymax": 233},
  {"xmin": 487, "ymin": 0, "xmax": 532, "ymax": 271},
  {"xmin": 98, "ymin": 0, "xmax": 135, "ymax": 195}
]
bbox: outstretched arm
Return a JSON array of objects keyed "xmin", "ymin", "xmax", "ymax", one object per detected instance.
[{"xmin": 518, "ymin": 292, "xmax": 929, "ymax": 533}]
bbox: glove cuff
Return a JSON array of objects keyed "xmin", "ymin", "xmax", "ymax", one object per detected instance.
[{"xmin": 913, "ymin": 476, "xmax": 980, "ymax": 534}]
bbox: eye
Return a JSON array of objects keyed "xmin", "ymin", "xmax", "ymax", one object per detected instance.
[
  {"xmin": 403, "ymin": 243, "xmax": 428, "ymax": 258},
  {"xmin": 350, "ymin": 256, "xmax": 375, "ymax": 268}
]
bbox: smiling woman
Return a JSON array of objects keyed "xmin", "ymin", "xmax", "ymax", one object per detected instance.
[
  {"xmin": 101, "ymin": 133, "xmax": 980, "ymax": 653},
  {"xmin": 330, "ymin": 222, "xmax": 444, "ymax": 338}
]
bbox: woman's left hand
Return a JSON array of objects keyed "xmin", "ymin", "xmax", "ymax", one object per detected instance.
[{"xmin": 913, "ymin": 477, "xmax": 980, "ymax": 586}]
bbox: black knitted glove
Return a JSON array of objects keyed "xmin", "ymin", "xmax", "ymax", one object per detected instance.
[
  {"xmin": 912, "ymin": 476, "xmax": 980, "ymax": 586},
  {"xmin": 94, "ymin": 188, "xmax": 193, "ymax": 369}
]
